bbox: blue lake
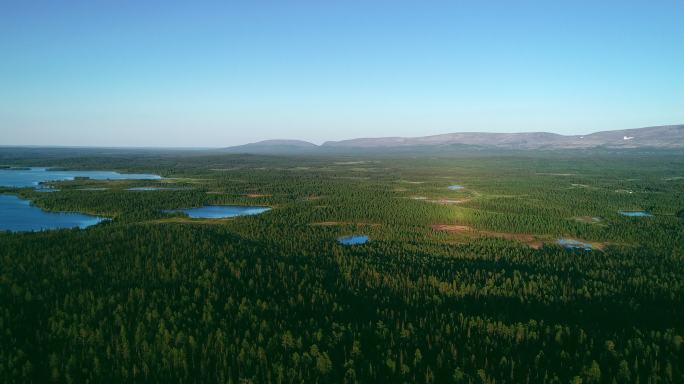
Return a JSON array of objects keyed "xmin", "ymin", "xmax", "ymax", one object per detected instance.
[
  {"xmin": 619, "ymin": 211, "xmax": 653, "ymax": 217},
  {"xmin": 0, "ymin": 167, "xmax": 160, "ymax": 188},
  {"xmin": 448, "ymin": 185, "xmax": 465, "ymax": 190},
  {"xmin": 0, "ymin": 195, "xmax": 106, "ymax": 232},
  {"xmin": 558, "ymin": 238, "xmax": 593, "ymax": 251},
  {"xmin": 338, "ymin": 235, "xmax": 370, "ymax": 245},
  {"xmin": 164, "ymin": 205, "xmax": 271, "ymax": 218},
  {"xmin": 0, "ymin": 167, "xmax": 159, "ymax": 232}
]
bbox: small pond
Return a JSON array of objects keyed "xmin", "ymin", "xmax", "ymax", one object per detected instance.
[
  {"xmin": 558, "ymin": 238, "xmax": 593, "ymax": 251},
  {"xmin": 0, "ymin": 194, "xmax": 107, "ymax": 232},
  {"xmin": 619, "ymin": 211, "xmax": 653, "ymax": 217},
  {"xmin": 0, "ymin": 167, "xmax": 160, "ymax": 188},
  {"xmin": 164, "ymin": 205, "xmax": 270, "ymax": 218},
  {"xmin": 338, "ymin": 235, "xmax": 370, "ymax": 245},
  {"xmin": 448, "ymin": 185, "xmax": 465, "ymax": 190}
]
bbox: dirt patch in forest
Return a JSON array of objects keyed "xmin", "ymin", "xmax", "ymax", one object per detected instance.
[
  {"xmin": 432, "ymin": 224, "xmax": 472, "ymax": 232},
  {"xmin": 431, "ymin": 224, "xmax": 611, "ymax": 250},
  {"xmin": 574, "ymin": 216, "xmax": 603, "ymax": 224},
  {"xmin": 432, "ymin": 198, "xmax": 469, "ymax": 205},
  {"xmin": 245, "ymin": 193, "xmax": 271, "ymax": 198},
  {"xmin": 408, "ymin": 197, "xmax": 470, "ymax": 205},
  {"xmin": 431, "ymin": 224, "xmax": 543, "ymax": 249}
]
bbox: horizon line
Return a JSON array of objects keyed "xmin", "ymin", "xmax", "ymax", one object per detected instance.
[{"xmin": 1, "ymin": 123, "xmax": 681, "ymax": 149}]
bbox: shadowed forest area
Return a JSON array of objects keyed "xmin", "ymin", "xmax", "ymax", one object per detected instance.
[{"xmin": 1, "ymin": 149, "xmax": 683, "ymax": 383}]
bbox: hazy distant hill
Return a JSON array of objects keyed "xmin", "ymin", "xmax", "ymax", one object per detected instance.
[
  {"xmin": 223, "ymin": 139, "xmax": 319, "ymax": 154},
  {"xmin": 225, "ymin": 125, "xmax": 684, "ymax": 153},
  {"xmin": 322, "ymin": 125, "xmax": 684, "ymax": 149}
]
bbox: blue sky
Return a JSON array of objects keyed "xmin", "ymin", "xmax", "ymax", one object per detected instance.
[{"xmin": 1, "ymin": 0, "xmax": 683, "ymax": 147}]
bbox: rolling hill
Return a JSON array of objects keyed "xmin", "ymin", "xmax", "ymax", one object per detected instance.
[{"xmin": 225, "ymin": 124, "xmax": 684, "ymax": 153}]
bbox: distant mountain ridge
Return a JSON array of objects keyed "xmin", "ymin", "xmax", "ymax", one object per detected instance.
[
  {"xmin": 223, "ymin": 139, "xmax": 318, "ymax": 154},
  {"xmin": 224, "ymin": 125, "xmax": 684, "ymax": 153}
]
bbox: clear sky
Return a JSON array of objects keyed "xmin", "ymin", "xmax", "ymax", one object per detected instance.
[{"xmin": 1, "ymin": 0, "xmax": 683, "ymax": 147}]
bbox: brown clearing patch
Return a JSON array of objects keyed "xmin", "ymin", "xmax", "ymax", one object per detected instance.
[
  {"xmin": 246, "ymin": 193, "xmax": 271, "ymax": 198},
  {"xmin": 431, "ymin": 224, "xmax": 543, "ymax": 249},
  {"xmin": 432, "ymin": 224, "xmax": 472, "ymax": 232},
  {"xmin": 575, "ymin": 216, "xmax": 602, "ymax": 224},
  {"xmin": 432, "ymin": 224, "xmax": 610, "ymax": 250},
  {"xmin": 408, "ymin": 197, "xmax": 470, "ymax": 205},
  {"xmin": 432, "ymin": 198, "xmax": 469, "ymax": 205}
]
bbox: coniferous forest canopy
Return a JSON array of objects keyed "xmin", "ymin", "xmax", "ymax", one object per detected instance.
[{"xmin": 0, "ymin": 148, "xmax": 683, "ymax": 383}]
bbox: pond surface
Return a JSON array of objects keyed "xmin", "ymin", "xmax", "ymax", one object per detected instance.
[
  {"xmin": 36, "ymin": 187, "xmax": 60, "ymax": 193},
  {"xmin": 448, "ymin": 185, "xmax": 465, "ymax": 190},
  {"xmin": 558, "ymin": 238, "xmax": 593, "ymax": 251},
  {"xmin": 0, "ymin": 167, "xmax": 160, "ymax": 188},
  {"xmin": 164, "ymin": 205, "xmax": 270, "ymax": 218},
  {"xmin": 0, "ymin": 194, "xmax": 107, "ymax": 232},
  {"xmin": 338, "ymin": 235, "xmax": 370, "ymax": 245},
  {"xmin": 619, "ymin": 211, "xmax": 653, "ymax": 217}
]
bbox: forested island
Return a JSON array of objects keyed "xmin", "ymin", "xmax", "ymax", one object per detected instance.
[{"xmin": 0, "ymin": 148, "xmax": 682, "ymax": 383}]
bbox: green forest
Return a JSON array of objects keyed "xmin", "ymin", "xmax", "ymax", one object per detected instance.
[{"xmin": 1, "ymin": 148, "xmax": 683, "ymax": 383}]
